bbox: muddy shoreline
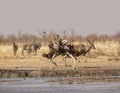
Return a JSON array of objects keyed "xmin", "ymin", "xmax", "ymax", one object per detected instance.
[{"xmin": 0, "ymin": 68, "xmax": 120, "ymax": 78}]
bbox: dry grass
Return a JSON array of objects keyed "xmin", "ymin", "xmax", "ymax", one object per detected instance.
[
  {"xmin": 0, "ymin": 41, "xmax": 120, "ymax": 71},
  {"xmin": 95, "ymin": 41, "xmax": 119, "ymax": 56}
]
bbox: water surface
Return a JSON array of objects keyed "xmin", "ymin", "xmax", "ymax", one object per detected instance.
[{"xmin": 0, "ymin": 78, "xmax": 120, "ymax": 93}]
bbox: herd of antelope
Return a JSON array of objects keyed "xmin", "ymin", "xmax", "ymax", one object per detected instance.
[
  {"xmin": 13, "ymin": 41, "xmax": 41, "ymax": 56},
  {"xmin": 12, "ymin": 38, "xmax": 95, "ymax": 69}
]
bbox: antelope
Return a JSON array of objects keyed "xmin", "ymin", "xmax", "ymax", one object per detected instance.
[
  {"xmin": 12, "ymin": 41, "xmax": 18, "ymax": 56},
  {"xmin": 22, "ymin": 44, "xmax": 32, "ymax": 56},
  {"xmin": 76, "ymin": 39, "xmax": 96, "ymax": 56},
  {"xmin": 31, "ymin": 42, "xmax": 41, "ymax": 56},
  {"xmin": 75, "ymin": 39, "xmax": 96, "ymax": 62}
]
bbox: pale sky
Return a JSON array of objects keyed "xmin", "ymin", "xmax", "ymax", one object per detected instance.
[{"xmin": 0, "ymin": 0, "xmax": 120, "ymax": 36}]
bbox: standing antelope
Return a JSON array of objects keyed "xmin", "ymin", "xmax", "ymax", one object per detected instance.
[
  {"xmin": 22, "ymin": 44, "xmax": 32, "ymax": 56},
  {"xmin": 31, "ymin": 42, "xmax": 41, "ymax": 56},
  {"xmin": 12, "ymin": 41, "xmax": 18, "ymax": 56}
]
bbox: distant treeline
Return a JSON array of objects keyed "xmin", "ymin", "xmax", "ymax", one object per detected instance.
[{"xmin": 0, "ymin": 31, "xmax": 120, "ymax": 45}]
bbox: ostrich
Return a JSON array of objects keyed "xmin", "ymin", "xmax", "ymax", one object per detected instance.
[
  {"xmin": 12, "ymin": 41, "xmax": 18, "ymax": 56},
  {"xmin": 31, "ymin": 42, "xmax": 41, "ymax": 56}
]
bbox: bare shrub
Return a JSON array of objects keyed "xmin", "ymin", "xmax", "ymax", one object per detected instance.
[{"xmin": 0, "ymin": 29, "xmax": 120, "ymax": 57}]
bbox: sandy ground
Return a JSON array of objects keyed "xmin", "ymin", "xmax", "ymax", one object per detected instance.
[
  {"xmin": 0, "ymin": 54, "xmax": 120, "ymax": 78},
  {"xmin": 0, "ymin": 50, "xmax": 120, "ymax": 70}
]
